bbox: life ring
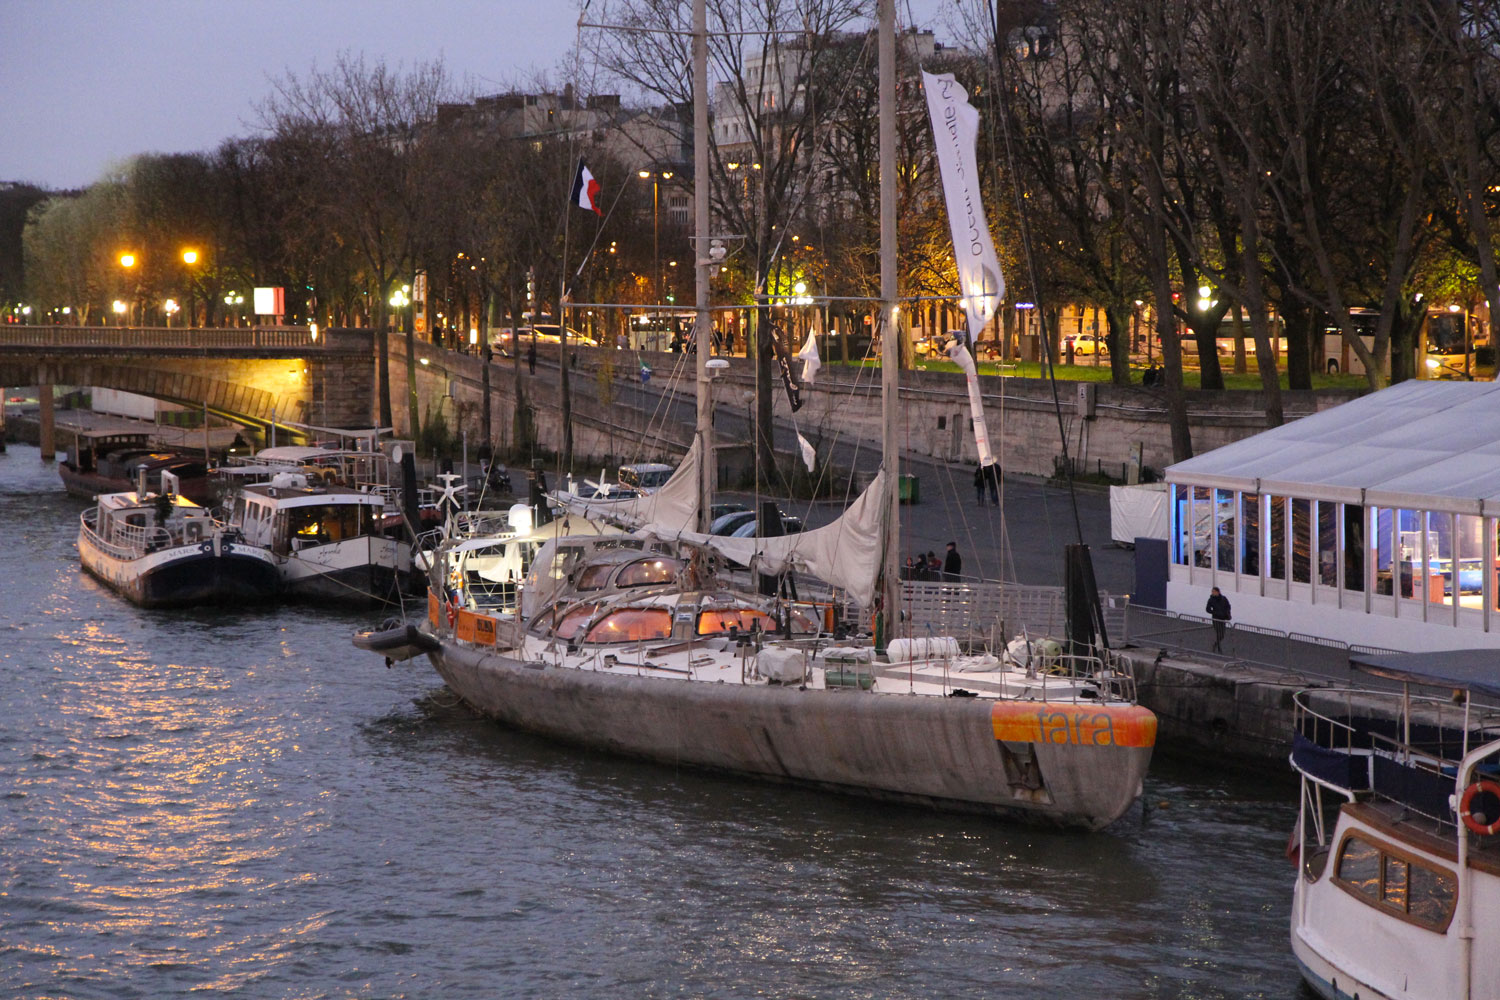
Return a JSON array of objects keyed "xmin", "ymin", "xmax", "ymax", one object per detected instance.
[{"xmin": 1459, "ymin": 779, "xmax": 1500, "ymax": 836}]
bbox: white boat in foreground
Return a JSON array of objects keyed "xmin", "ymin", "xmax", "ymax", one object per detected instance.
[
  {"xmin": 1290, "ymin": 650, "xmax": 1500, "ymax": 1000},
  {"xmin": 78, "ymin": 472, "xmax": 280, "ymax": 608}
]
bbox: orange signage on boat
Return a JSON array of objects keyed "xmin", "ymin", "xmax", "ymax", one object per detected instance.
[
  {"xmin": 455, "ymin": 610, "xmax": 497, "ymax": 646},
  {"xmin": 990, "ymin": 702, "xmax": 1157, "ymax": 748}
]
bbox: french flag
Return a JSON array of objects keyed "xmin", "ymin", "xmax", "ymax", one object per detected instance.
[{"xmin": 571, "ymin": 162, "xmax": 602, "ymax": 216}]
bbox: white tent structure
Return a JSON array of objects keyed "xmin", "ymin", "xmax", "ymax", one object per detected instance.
[{"xmin": 1166, "ymin": 380, "xmax": 1500, "ymax": 651}]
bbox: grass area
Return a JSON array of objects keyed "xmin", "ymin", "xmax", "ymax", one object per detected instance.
[{"xmin": 833, "ymin": 357, "xmax": 1371, "ymax": 391}]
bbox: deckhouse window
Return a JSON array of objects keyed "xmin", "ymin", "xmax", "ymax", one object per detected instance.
[
  {"xmin": 1334, "ymin": 834, "xmax": 1456, "ymax": 931},
  {"xmin": 584, "ymin": 608, "xmax": 672, "ymax": 643},
  {"xmin": 552, "ymin": 602, "xmax": 600, "ymax": 640},
  {"xmin": 615, "ymin": 558, "xmax": 681, "ymax": 588},
  {"xmin": 697, "ymin": 608, "xmax": 775, "ymax": 635}
]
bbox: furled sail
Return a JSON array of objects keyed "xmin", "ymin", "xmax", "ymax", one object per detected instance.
[
  {"xmin": 641, "ymin": 469, "xmax": 888, "ymax": 608},
  {"xmin": 555, "ymin": 439, "xmax": 702, "ymax": 530},
  {"xmin": 922, "ymin": 70, "xmax": 1004, "ymax": 343},
  {"xmin": 947, "ymin": 341, "xmax": 996, "ymax": 468}
]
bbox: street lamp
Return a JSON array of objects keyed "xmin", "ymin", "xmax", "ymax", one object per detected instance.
[
  {"xmin": 639, "ymin": 168, "xmax": 674, "ymax": 317},
  {"xmin": 112, "ymin": 299, "xmax": 128, "ymax": 326},
  {"xmin": 181, "ymin": 249, "xmax": 199, "ymax": 327},
  {"xmin": 223, "ymin": 291, "xmax": 245, "ymax": 327},
  {"xmin": 118, "ymin": 252, "xmax": 138, "ymax": 325},
  {"xmin": 163, "ymin": 299, "xmax": 179, "ymax": 327}
]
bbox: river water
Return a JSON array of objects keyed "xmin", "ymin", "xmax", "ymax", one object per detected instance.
[{"xmin": 0, "ymin": 443, "xmax": 1309, "ymax": 999}]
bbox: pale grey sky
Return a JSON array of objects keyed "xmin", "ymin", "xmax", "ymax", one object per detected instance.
[{"xmin": 0, "ymin": 0, "xmax": 959, "ymax": 191}]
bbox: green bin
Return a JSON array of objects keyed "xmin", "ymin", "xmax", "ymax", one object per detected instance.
[{"xmin": 899, "ymin": 473, "xmax": 919, "ymax": 504}]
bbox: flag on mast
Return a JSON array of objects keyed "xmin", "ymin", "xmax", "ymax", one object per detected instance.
[
  {"xmin": 571, "ymin": 162, "xmax": 602, "ymax": 216},
  {"xmin": 922, "ymin": 71, "xmax": 1004, "ymax": 344}
]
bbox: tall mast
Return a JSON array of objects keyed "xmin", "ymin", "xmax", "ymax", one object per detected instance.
[
  {"xmin": 878, "ymin": 0, "xmax": 900, "ymax": 635},
  {"xmin": 693, "ymin": 0, "xmax": 713, "ymax": 531}
]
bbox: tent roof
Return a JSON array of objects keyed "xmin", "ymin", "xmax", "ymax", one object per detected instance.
[{"xmin": 1167, "ymin": 381, "xmax": 1500, "ymax": 513}]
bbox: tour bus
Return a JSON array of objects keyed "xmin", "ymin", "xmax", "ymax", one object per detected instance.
[{"xmin": 1322, "ymin": 307, "xmax": 1484, "ymax": 378}]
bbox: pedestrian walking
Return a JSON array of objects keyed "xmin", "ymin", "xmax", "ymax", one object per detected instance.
[
  {"xmin": 526, "ymin": 337, "xmax": 537, "ymax": 375},
  {"xmin": 943, "ymin": 541, "xmax": 962, "ymax": 581},
  {"xmin": 985, "ymin": 463, "xmax": 1000, "ymax": 505},
  {"xmin": 1206, "ymin": 586, "xmax": 1231, "ymax": 653},
  {"xmin": 973, "ymin": 465, "xmax": 985, "ymax": 506}
]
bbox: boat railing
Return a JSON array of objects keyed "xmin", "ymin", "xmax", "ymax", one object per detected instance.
[
  {"xmin": 80, "ymin": 509, "xmax": 176, "ymax": 560},
  {"xmin": 1293, "ymin": 687, "xmax": 1500, "ymax": 826}
]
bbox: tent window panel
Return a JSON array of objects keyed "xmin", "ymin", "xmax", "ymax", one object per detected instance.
[
  {"xmin": 1344, "ymin": 504, "xmax": 1365, "ymax": 593},
  {"xmin": 1374, "ymin": 508, "xmax": 1394, "ymax": 595},
  {"xmin": 1241, "ymin": 493, "xmax": 1260, "ymax": 576},
  {"xmin": 1425, "ymin": 511, "xmax": 1455, "ymax": 607},
  {"xmin": 1193, "ymin": 487, "xmax": 1213, "ymax": 567},
  {"xmin": 1215, "ymin": 490, "xmax": 1235, "ymax": 572},
  {"xmin": 1173, "ymin": 484, "xmax": 1190, "ymax": 566},
  {"xmin": 1268, "ymin": 496, "xmax": 1287, "ymax": 581},
  {"xmin": 1456, "ymin": 515, "xmax": 1483, "ymax": 609},
  {"xmin": 1318, "ymin": 502, "xmax": 1338, "ymax": 587},
  {"xmin": 1292, "ymin": 499, "xmax": 1312, "ymax": 584},
  {"xmin": 1396, "ymin": 509, "xmax": 1425, "ymax": 599}
]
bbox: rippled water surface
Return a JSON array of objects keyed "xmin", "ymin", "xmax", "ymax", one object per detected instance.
[{"xmin": 0, "ymin": 443, "xmax": 1309, "ymax": 998}]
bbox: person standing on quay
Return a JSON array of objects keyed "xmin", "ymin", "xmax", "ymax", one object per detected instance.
[
  {"xmin": 1206, "ymin": 587, "xmax": 1231, "ymax": 653},
  {"xmin": 973, "ymin": 465, "xmax": 985, "ymax": 506},
  {"xmin": 527, "ymin": 336, "xmax": 537, "ymax": 375},
  {"xmin": 943, "ymin": 542, "xmax": 962, "ymax": 581}
]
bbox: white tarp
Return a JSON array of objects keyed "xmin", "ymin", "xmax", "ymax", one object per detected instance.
[
  {"xmin": 1109, "ymin": 483, "xmax": 1168, "ymax": 545},
  {"xmin": 643, "ymin": 469, "xmax": 889, "ymax": 608},
  {"xmin": 1167, "ymin": 381, "xmax": 1500, "ymax": 514},
  {"xmin": 922, "ymin": 70, "xmax": 1004, "ymax": 343}
]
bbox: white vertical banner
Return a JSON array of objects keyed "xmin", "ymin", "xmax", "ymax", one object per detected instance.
[
  {"xmin": 922, "ymin": 70, "xmax": 1004, "ymax": 344},
  {"xmin": 947, "ymin": 341, "xmax": 995, "ymax": 468}
]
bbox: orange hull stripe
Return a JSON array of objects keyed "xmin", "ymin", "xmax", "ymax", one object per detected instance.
[{"xmin": 991, "ymin": 702, "xmax": 1157, "ymax": 748}]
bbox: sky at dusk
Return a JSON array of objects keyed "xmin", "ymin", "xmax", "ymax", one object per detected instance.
[{"xmin": 1, "ymin": 0, "xmax": 957, "ymax": 193}]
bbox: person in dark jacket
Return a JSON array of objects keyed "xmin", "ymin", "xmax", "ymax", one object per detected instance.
[
  {"xmin": 973, "ymin": 465, "xmax": 985, "ymax": 506},
  {"xmin": 1206, "ymin": 587, "xmax": 1231, "ymax": 652},
  {"xmin": 943, "ymin": 542, "xmax": 962, "ymax": 581}
]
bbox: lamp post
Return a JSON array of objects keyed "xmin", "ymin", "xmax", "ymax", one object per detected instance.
[
  {"xmin": 181, "ymin": 249, "xmax": 199, "ymax": 327},
  {"xmin": 638, "ymin": 169, "xmax": 673, "ymax": 320}
]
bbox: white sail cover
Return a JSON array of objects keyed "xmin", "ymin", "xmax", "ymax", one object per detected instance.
[
  {"xmin": 922, "ymin": 70, "xmax": 1004, "ymax": 343},
  {"xmin": 642, "ymin": 469, "xmax": 888, "ymax": 608},
  {"xmin": 556, "ymin": 439, "xmax": 702, "ymax": 530}
]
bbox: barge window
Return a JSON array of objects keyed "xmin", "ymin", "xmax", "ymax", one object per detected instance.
[
  {"xmin": 1334, "ymin": 834, "xmax": 1456, "ymax": 931},
  {"xmin": 584, "ymin": 608, "xmax": 672, "ymax": 643}
]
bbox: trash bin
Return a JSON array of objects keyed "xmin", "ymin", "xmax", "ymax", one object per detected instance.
[{"xmin": 899, "ymin": 473, "xmax": 919, "ymax": 504}]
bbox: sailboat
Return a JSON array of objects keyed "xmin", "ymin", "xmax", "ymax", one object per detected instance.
[{"xmin": 357, "ymin": 0, "xmax": 1156, "ymax": 829}]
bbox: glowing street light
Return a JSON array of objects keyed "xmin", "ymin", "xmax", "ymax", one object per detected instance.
[
  {"xmin": 181, "ymin": 249, "xmax": 198, "ymax": 265},
  {"xmin": 112, "ymin": 299, "xmax": 128, "ymax": 326},
  {"xmin": 118, "ymin": 252, "xmax": 136, "ymax": 269},
  {"xmin": 163, "ymin": 299, "xmax": 179, "ymax": 327}
]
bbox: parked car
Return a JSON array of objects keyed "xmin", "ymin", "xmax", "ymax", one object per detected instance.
[
  {"xmin": 492, "ymin": 325, "xmax": 597, "ymax": 355},
  {"xmin": 618, "ymin": 462, "xmax": 676, "ymax": 493},
  {"xmin": 1064, "ymin": 333, "xmax": 1108, "ymax": 357}
]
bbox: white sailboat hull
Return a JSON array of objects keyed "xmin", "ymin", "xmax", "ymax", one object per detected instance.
[{"xmin": 427, "ymin": 638, "xmax": 1153, "ymax": 830}]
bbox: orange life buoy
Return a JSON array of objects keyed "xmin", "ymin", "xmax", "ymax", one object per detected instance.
[{"xmin": 1458, "ymin": 779, "xmax": 1500, "ymax": 836}]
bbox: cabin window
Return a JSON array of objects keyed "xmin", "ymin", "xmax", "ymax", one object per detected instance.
[
  {"xmin": 1334, "ymin": 833, "xmax": 1456, "ymax": 931},
  {"xmin": 697, "ymin": 608, "xmax": 776, "ymax": 635},
  {"xmin": 1241, "ymin": 493, "xmax": 1261, "ymax": 576},
  {"xmin": 575, "ymin": 564, "xmax": 615, "ymax": 592},
  {"xmin": 583, "ymin": 608, "xmax": 672, "ymax": 643},
  {"xmin": 551, "ymin": 602, "xmax": 600, "ymax": 640},
  {"xmin": 615, "ymin": 558, "xmax": 681, "ymax": 588}
]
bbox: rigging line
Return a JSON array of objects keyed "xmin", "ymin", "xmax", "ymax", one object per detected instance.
[{"xmin": 991, "ymin": 26, "xmax": 1085, "ymax": 548}]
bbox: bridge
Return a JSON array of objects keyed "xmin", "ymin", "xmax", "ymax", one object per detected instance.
[{"xmin": 0, "ymin": 326, "xmax": 378, "ymax": 458}]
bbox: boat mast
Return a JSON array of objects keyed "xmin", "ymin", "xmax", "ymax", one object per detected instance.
[
  {"xmin": 693, "ymin": 0, "xmax": 713, "ymax": 532},
  {"xmin": 878, "ymin": 0, "xmax": 900, "ymax": 636}
]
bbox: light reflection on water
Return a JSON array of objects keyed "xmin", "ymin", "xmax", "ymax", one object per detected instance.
[{"xmin": 0, "ymin": 445, "xmax": 1308, "ymax": 999}]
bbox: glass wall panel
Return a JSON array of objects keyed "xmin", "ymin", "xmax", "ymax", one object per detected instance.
[
  {"xmin": 1344, "ymin": 504, "xmax": 1365, "ymax": 593},
  {"xmin": 1374, "ymin": 508, "xmax": 1394, "ymax": 595},
  {"xmin": 1173, "ymin": 484, "xmax": 1189, "ymax": 566},
  {"xmin": 1292, "ymin": 498, "xmax": 1312, "ymax": 584},
  {"xmin": 1192, "ymin": 487, "xmax": 1213, "ymax": 567},
  {"xmin": 1268, "ymin": 496, "xmax": 1287, "ymax": 580},
  {"xmin": 1396, "ymin": 509, "xmax": 1424, "ymax": 598},
  {"xmin": 1427, "ymin": 512, "xmax": 1456, "ymax": 607},
  {"xmin": 1215, "ymin": 490, "xmax": 1236, "ymax": 572},
  {"xmin": 1318, "ymin": 502, "xmax": 1338, "ymax": 586},
  {"xmin": 1241, "ymin": 493, "xmax": 1261, "ymax": 576},
  {"xmin": 1456, "ymin": 514, "xmax": 1483, "ymax": 610}
]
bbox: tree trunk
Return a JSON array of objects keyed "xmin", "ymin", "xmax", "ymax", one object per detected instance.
[{"xmin": 1106, "ymin": 304, "xmax": 1131, "ymax": 385}]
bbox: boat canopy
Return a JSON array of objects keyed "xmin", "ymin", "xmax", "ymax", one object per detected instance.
[
  {"xmin": 1351, "ymin": 648, "xmax": 1500, "ymax": 699},
  {"xmin": 1166, "ymin": 380, "xmax": 1500, "ymax": 513}
]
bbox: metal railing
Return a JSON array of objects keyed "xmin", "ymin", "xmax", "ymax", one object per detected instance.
[
  {"xmin": 900, "ymin": 580, "xmax": 1121, "ymax": 643},
  {"xmin": 0, "ymin": 325, "xmax": 371, "ymax": 352}
]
